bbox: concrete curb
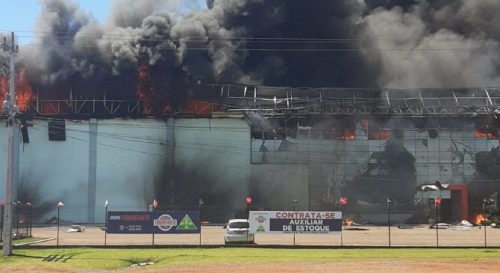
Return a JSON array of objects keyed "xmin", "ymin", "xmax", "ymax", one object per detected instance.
[{"xmin": 14, "ymin": 237, "xmax": 55, "ymax": 246}]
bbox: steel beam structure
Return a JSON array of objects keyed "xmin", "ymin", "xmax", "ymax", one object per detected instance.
[{"xmin": 3, "ymin": 84, "xmax": 500, "ymax": 118}]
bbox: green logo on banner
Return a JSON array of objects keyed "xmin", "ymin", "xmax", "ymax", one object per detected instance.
[
  {"xmin": 176, "ymin": 214, "xmax": 198, "ymax": 231},
  {"xmin": 257, "ymin": 225, "xmax": 265, "ymax": 232}
]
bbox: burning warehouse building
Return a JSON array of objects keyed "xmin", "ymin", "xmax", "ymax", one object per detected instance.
[
  {"xmin": 2, "ymin": 0, "xmax": 500, "ymax": 223},
  {"xmin": 2, "ymin": 85, "xmax": 500, "ymax": 224}
]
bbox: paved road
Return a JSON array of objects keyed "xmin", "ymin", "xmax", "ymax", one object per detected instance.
[{"xmin": 26, "ymin": 225, "xmax": 500, "ymax": 247}]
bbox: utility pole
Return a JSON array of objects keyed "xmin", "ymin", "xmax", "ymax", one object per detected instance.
[{"xmin": 2, "ymin": 32, "xmax": 19, "ymax": 256}]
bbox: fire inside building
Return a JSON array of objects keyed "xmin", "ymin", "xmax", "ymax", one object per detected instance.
[
  {"xmin": 1, "ymin": 82, "xmax": 500, "ymax": 224},
  {"xmin": 2, "ymin": 0, "xmax": 500, "ymax": 226}
]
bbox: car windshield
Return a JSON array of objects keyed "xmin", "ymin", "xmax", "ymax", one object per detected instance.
[{"xmin": 228, "ymin": 221, "xmax": 249, "ymax": 229}]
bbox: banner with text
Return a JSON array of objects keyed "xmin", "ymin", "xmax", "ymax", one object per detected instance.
[
  {"xmin": 249, "ymin": 211, "xmax": 342, "ymax": 234},
  {"xmin": 107, "ymin": 211, "xmax": 200, "ymax": 234}
]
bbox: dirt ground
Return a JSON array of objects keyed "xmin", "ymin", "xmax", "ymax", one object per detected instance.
[
  {"xmin": 26, "ymin": 224, "xmax": 500, "ymax": 247},
  {"xmin": 121, "ymin": 261, "xmax": 500, "ymax": 273},
  {"xmin": 3, "ymin": 260, "xmax": 500, "ymax": 273}
]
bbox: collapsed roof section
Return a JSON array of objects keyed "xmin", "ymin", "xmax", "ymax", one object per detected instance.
[
  {"xmin": 2, "ymin": 84, "xmax": 500, "ymax": 118},
  {"xmin": 207, "ymin": 84, "xmax": 500, "ymax": 118}
]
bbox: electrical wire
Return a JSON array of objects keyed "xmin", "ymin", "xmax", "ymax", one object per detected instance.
[
  {"xmin": 2, "ymin": 30, "xmax": 490, "ymax": 53},
  {"xmin": 17, "ymin": 42, "xmax": 486, "ymax": 53},
  {"xmin": 25, "ymin": 119, "xmax": 500, "ymax": 170},
  {"xmin": 1, "ymin": 29, "xmax": 480, "ymax": 40},
  {"xmin": 4, "ymin": 29, "xmax": 494, "ymax": 45}
]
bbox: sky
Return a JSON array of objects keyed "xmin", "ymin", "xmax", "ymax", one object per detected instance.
[{"xmin": 0, "ymin": 0, "xmax": 206, "ymax": 44}]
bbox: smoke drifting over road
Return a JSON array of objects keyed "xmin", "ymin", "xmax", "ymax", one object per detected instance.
[{"xmin": 6, "ymin": 0, "xmax": 500, "ymax": 101}]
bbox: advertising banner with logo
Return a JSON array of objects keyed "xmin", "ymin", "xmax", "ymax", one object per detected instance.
[
  {"xmin": 249, "ymin": 211, "xmax": 342, "ymax": 234},
  {"xmin": 107, "ymin": 211, "xmax": 200, "ymax": 234}
]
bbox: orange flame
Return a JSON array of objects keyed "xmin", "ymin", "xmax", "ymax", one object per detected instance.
[
  {"xmin": 0, "ymin": 75, "xmax": 7, "ymax": 104},
  {"xmin": 0, "ymin": 69, "xmax": 35, "ymax": 112},
  {"xmin": 136, "ymin": 63, "xmax": 155, "ymax": 115},
  {"xmin": 474, "ymin": 130, "xmax": 497, "ymax": 139},
  {"xmin": 343, "ymin": 218, "xmax": 354, "ymax": 226},
  {"xmin": 475, "ymin": 130, "xmax": 487, "ymax": 138},
  {"xmin": 337, "ymin": 130, "xmax": 356, "ymax": 140},
  {"xmin": 16, "ymin": 68, "xmax": 34, "ymax": 112},
  {"xmin": 369, "ymin": 130, "xmax": 392, "ymax": 140},
  {"xmin": 474, "ymin": 213, "xmax": 488, "ymax": 225},
  {"xmin": 183, "ymin": 100, "xmax": 222, "ymax": 115}
]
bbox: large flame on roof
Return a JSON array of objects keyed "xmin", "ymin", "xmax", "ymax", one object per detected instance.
[
  {"xmin": 0, "ymin": 69, "xmax": 34, "ymax": 112},
  {"xmin": 0, "ymin": 75, "xmax": 7, "ymax": 104},
  {"xmin": 136, "ymin": 63, "xmax": 155, "ymax": 115},
  {"xmin": 16, "ymin": 68, "xmax": 34, "ymax": 112}
]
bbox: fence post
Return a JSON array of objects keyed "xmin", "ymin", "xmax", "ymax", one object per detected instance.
[
  {"xmin": 57, "ymin": 207, "xmax": 60, "ymax": 246},
  {"xmin": 28, "ymin": 203, "xmax": 32, "ymax": 237},
  {"xmin": 198, "ymin": 203, "xmax": 202, "ymax": 247},
  {"xmin": 104, "ymin": 205, "xmax": 108, "ymax": 246},
  {"xmin": 434, "ymin": 198, "xmax": 441, "ymax": 248},
  {"xmin": 387, "ymin": 197, "xmax": 393, "ymax": 247},
  {"xmin": 1, "ymin": 205, "xmax": 3, "ymax": 240},
  {"xmin": 57, "ymin": 201, "xmax": 64, "ymax": 247},
  {"xmin": 340, "ymin": 205, "xmax": 343, "ymax": 247},
  {"xmin": 435, "ymin": 203, "xmax": 438, "ymax": 247},
  {"xmin": 292, "ymin": 199, "xmax": 298, "ymax": 247},
  {"xmin": 15, "ymin": 204, "xmax": 19, "ymax": 239},
  {"xmin": 484, "ymin": 224, "xmax": 487, "ymax": 248}
]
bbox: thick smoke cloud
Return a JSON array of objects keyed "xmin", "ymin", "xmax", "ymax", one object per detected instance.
[
  {"xmin": 361, "ymin": 0, "xmax": 500, "ymax": 87},
  {"xmin": 11, "ymin": 0, "xmax": 500, "ymax": 101}
]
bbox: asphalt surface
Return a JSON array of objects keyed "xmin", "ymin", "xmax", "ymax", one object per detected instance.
[{"xmin": 25, "ymin": 224, "xmax": 500, "ymax": 247}]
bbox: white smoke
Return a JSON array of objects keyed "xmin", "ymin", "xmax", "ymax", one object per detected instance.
[{"xmin": 361, "ymin": 1, "xmax": 500, "ymax": 88}]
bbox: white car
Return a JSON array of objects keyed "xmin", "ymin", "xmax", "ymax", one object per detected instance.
[
  {"xmin": 67, "ymin": 225, "xmax": 85, "ymax": 232},
  {"xmin": 224, "ymin": 219, "xmax": 255, "ymax": 244}
]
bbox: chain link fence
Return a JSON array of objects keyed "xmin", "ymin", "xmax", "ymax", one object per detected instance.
[
  {"xmin": 25, "ymin": 223, "xmax": 500, "ymax": 247},
  {"xmin": 14, "ymin": 204, "xmax": 500, "ymax": 247},
  {"xmin": 1, "ymin": 202, "xmax": 33, "ymax": 241}
]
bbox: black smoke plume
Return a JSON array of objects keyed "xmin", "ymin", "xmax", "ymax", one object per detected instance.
[{"xmin": 8, "ymin": 0, "xmax": 500, "ymax": 104}]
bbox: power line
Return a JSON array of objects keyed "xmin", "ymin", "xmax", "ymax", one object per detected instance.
[
  {"xmin": 3, "ymin": 30, "xmax": 490, "ymax": 53},
  {"xmin": 26, "ymin": 119, "xmax": 500, "ymax": 163},
  {"xmin": 2, "ymin": 29, "xmax": 482, "ymax": 41},
  {"xmin": 17, "ymin": 42, "xmax": 487, "ymax": 53}
]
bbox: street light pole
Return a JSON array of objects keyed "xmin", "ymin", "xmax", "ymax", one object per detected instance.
[
  {"xmin": 57, "ymin": 206, "xmax": 60, "ymax": 246},
  {"xmin": 435, "ymin": 198, "xmax": 441, "ymax": 248},
  {"xmin": 2, "ymin": 32, "xmax": 19, "ymax": 257},
  {"xmin": 104, "ymin": 199, "xmax": 108, "ymax": 246},
  {"xmin": 340, "ymin": 205, "xmax": 343, "ymax": 247}
]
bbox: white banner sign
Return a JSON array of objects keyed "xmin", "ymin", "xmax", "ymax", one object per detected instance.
[
  {"xmin": 414, "ymin": 190, "xmax": 451, "ymax": 199},
  {"xmin": 249, "ymin": 211, "xmax": 342, "ymax": 234}
]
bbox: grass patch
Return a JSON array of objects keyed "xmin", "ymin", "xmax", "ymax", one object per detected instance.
[{"xmin": 0, "ymin": 248, "xmax": 498, "ymax": 271}]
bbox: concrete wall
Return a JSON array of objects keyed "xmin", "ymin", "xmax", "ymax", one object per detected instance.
[
  {"xmin": 0, "ymin": 117, "xmax": 254, "ymax": 223},
  {"xmin": 0, "ymin": 118, "xmax": 167, "ymax": 223},
  {"xmin": 172, "ymin": 118, "xmax": 251, "ymax": 219}
]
